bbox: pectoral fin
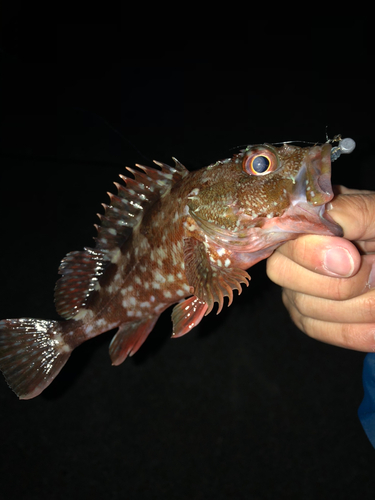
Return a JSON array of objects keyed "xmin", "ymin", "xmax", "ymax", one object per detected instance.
[{"xmin": 183, "ymin": 237, "xmax": 250, "ymax": 315}]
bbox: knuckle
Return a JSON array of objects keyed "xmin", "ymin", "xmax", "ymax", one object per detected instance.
[
  {"xmin": 339, "ymin": 324, "xmax": 358, "ymax": 349},
  {"xmin": 360, "ymin": 294, "xmax": 375, "ymax": 322},
  {"xmin": 291, "ymin": 292, "xmax": 305, "ymax": 315},
  {"xmin": 327, "ymin": 278, "xmax": 356, "ymax": 301},
  {"xmin": 338, "ymin": 322, "xmax": 375, "ymax": 351}
]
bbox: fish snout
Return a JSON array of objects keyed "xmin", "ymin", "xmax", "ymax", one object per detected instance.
[{"xmin": 304, "ymin": 143, "xmax": 334, "ymax": 206}]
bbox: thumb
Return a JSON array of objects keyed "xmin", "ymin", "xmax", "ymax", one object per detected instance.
[{"xmin": 328, "ymin": 187, "xmax": 375, "ymax": 243}]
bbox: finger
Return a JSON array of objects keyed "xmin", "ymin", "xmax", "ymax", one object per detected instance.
[
  {"xmin": 283, "ymin": 288, "xmax": 375, "ymax": 324},
  {"xmin": 268, "ymin": 235, "xmax": 361, "ymax": 278},
  {"xmin": 328, "ymin": 191, "xmax": 375, "ymax": 242},
  {"xmin": 282, "ymin": 292, "xmax": 375, "ymax": 352},
  {"xmin": 267, "ymin": 252, "xmax": 375, "ymax": 300},
  {"xmin": 334, "ymin": 185, "xmax": 375, "ymax": 196}
]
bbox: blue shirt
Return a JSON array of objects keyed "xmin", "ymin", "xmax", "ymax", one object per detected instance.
[{"xmin": 358, "ymin": 353, "xmax": 375, "ymax": 448}]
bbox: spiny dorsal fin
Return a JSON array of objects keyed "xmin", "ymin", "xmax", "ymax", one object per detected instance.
[
  {"xmin": 54, "ymin": 158, "xmax": 188, "ymax": 320},
  {"xmin": 95, "ymin": 158, "xmax": 188, "ymax": 256}
]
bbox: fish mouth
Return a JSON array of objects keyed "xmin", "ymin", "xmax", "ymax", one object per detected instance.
[
  {"xmin": 276, "ymin": 202, "xmax": 344, "ymax": 237},
  {"xmin": 300, "ymin": 144, "xmax": 333, "ymax": 206},
  {"xmin": 285, "ymin": 143, "xmax": 343, "ymax": 237}
]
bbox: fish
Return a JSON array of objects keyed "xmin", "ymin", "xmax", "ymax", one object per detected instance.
[{"xmin": 0, "ymin": 138, "xmax": 353, "ymax": 399}]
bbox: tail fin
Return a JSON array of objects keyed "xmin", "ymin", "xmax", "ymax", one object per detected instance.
[{"xmin": 0, "ymin": 318, "xmax": 72, "ymax": 399}]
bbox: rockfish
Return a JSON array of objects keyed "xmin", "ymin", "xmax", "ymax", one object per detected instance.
[{"xmin": 0, "ymin": 137, "xmax": 355, "ymax": 399}]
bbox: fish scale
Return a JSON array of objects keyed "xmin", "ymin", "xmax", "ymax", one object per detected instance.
[{"xmin": 0, "ymin": 139, "xmax": 355, "ymax": 399}]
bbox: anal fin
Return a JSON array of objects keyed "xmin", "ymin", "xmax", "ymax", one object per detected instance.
[{"xmin": 109, "ymin": 317, "xmax": 158, "ymax": 365}]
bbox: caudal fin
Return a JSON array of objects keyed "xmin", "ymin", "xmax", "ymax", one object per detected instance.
[{"xmin": 0, "ymin": 318, "xmax": 72, "ymax": 399}]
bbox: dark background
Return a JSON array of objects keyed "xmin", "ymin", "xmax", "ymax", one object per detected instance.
[{"xmin": 1, "ymin": 16, "xmax": 375, "ymax": 500}]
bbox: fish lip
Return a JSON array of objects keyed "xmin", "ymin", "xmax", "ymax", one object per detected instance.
[
  {"xmin": 277, "ymin": 202, "xmax": 343, "ymax": 237},
  {"xmin": 283, "ymin": 143, "xmax": 342, "ymax": 237},
  {"xmin": 303, "ymin": 144, "xmax": 334, "ymax": 205}
]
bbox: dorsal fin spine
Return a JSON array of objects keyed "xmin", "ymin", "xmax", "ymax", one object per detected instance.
[{"xmin": 55, "ymin": 158, "xmax": 189, "ymax": 319}]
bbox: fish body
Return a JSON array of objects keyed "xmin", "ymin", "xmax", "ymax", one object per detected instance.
[{"xmin": 0, "ymin": 141, "xmax": 345, "ymax": 399}]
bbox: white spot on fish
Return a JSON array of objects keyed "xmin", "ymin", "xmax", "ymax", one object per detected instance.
[
  {"xmin": 163, "ymin": 290, "xmax": 172, "ymax": 298},
  {"xmin": 129, "ymin": 297, "xmax": 137, "ymax": 306},
  {"xmin": 186, "ymin": 223, "xmax": 196, "ymax": 232},
  {"xmin": 224, "ymin": 258, "xmax": 231, "ymax": 267},
  {"xmin": 154, "ymin": 303, "xmax": 166, "ymax": 313},
  {"xmin": 187, "ymin": 188, "xmax": 200, "ymax": 198},
  {"xmin": 154, "ymin": 270, "xmax": 166, "ymax": 283},
  {"xmin": 73, "ymin": 308, "xmax": 94, "ymax": 321},
  {"xmin": 217, "ymin": 259, "xmax": 222, "ymax": 267},
  {"xmin": 217, "ymin": 247, "xmax": 225, "ymax": 257},
  {"xmin": 111, "ymin": 249, "xmax": 121, "ymax": 264},
  {"xmin": 157, "ymin": 247, "xmax": 168, "ymax": 260},
  {"xmin": 134, "ymin": 276, "xmax": 142, "ymax": 285},
  {"xmin": 176, "ymin": 289, "xmax": 185, "ymax": 297},
  {"xmin": 167, "ymin": 274, "xmax": 175, "ymax": 283}
]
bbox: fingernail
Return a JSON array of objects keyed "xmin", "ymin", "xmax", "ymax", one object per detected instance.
[{"xmin": 323, "ymin": 247, "xmax": 355, "ymax": 277}]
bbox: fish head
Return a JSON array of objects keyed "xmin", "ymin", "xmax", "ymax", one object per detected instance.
[{"xmin": 188, "ymin": 142, "xmax": 345, "ymax": 255}]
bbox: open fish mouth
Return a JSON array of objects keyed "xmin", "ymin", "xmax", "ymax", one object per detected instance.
[
  {"xmin": 296, "ymin": 143, "xmax": 334, "ymax": 206},
  {"xmin": 276, "ymin": 202, "xmax": 344, "ymax": 237},
  {"xmin": 281, "ymin": 143, "xmax": 343, "ymax": 237}
]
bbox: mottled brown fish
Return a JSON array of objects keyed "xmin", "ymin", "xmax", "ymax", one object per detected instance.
[{"xmin": 0, "ymin": 139, "xmax": 354, "ymax": 399}]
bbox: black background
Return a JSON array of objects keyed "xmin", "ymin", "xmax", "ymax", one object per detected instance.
[{"xmin": 1, "ymin": 16, "xmax": 375, "ymax": 500}]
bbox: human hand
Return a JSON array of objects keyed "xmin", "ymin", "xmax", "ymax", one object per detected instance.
[{"xmin": 266, "ymin": 187, "xmax": 375, "ymax": 352}]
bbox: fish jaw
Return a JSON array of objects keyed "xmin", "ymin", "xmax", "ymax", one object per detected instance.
[
  {"xmin": 275, "ymin": 143, "xmax": 343, "ymax": 237},
  {"xmin": 258, "ymin": 202, "xmax": 343, "ymax": 239},
  {"xmin": 302, "ymin": 143, "xmax": 335, "ymax": 206}
]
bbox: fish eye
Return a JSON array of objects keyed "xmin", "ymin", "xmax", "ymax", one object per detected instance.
[
  {"xmin": 242, "ymin": 147, "xmax": 278, "ymax": 176},
  {"xmin": 252, "ymin": 155, "xmax": 269, "ymax": 173}
]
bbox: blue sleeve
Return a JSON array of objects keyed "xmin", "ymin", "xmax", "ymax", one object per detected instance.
[{"xmin": 358, "ymin": 353, "xmax": 375, "ymax": 448}]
